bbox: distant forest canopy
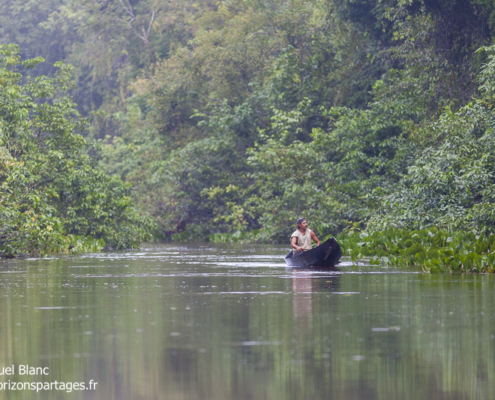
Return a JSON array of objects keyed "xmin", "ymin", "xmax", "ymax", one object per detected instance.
[{"xmin": 4, "ymin": 0, "xmax": 495, "ymax": 245}]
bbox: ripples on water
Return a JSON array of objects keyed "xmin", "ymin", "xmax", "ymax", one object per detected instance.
[{"xmin": 0, "ymin": 243, "xmax": 494, "ymax": 399}]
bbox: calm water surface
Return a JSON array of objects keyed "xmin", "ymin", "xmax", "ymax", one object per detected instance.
[{"xmin": 1, "ymin": 243, "xmax": 495, "ymax": 399}]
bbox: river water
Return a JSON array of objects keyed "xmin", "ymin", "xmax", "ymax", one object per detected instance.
[{"xmin": 0, "ymin": 243, "xmax": 494, "ymax": 399}]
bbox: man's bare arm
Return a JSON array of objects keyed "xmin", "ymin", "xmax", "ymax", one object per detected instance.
[
  {"xmin": 291, "ymin": 236, "xmax": 303, "ymax": 252},
  {"xmin": 310, "ymin": 230, "xmax": 320, "ymax": 246}
]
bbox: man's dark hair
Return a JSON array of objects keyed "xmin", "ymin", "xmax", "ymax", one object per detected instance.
[{"xmin": 296, "ymin": 217, "xmax": 306, "ymax": 229}]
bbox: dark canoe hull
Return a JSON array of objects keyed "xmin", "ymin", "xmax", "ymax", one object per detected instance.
[{"xmin": 284, "ymin": 237, "xmax": 342, "ymax": 268}]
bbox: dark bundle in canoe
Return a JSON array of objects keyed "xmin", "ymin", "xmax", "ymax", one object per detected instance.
[{"xmin": 285, "ymin": 237, "xmax": 342, "ymax": 268}]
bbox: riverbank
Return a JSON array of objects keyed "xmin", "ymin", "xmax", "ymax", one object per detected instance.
[{"xmin": 0, "ymin": 235, "xmax": 105, "ymax": 259}]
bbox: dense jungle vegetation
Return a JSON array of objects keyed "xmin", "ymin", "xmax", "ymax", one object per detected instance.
[{"xmin": 4, "ymin": 0, "xmax": 495, "ymax": 268}]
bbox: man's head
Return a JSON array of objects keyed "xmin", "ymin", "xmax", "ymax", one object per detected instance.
[{"xmin": 297, "ymin": 217, "xmax": 307, "ymax": 230}]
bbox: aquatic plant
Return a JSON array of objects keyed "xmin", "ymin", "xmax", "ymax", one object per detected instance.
[
  {"xmin": 335, "ymin": 227, "xmax": 495, "ymax": 273},
  {"xmin": 47, "ymin": 235, "xmax": 106, "ymax": 255}
]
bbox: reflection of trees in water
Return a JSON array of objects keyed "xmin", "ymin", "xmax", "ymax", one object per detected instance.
[
  {"xmin": 2, "ymin": 257, "xmax": 495, "ymax": 400},
  {"xmin": 291, "ymin": 269, "xmax": 341, "ymax": 325},
  {"xmin": 165, "ymin": 348, "xmax": 197, "ymax": 381},
  {"xmin": 291, "ymin": 269, "xmax": 341, "ymax": 292}
]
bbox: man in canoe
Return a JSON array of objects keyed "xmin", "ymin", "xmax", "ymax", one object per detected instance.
[{"xmin": 291, "ymin": 217, "xmax": 320, "ymax": 253}]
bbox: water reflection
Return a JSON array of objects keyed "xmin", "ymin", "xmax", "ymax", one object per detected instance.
[
  {"xmin": 0, "ymin": 245, "xmax": 494, "ymax": 399},
  {"xmin": 291, "ymin": 269, "xmax": 341, "ymax": 324}
]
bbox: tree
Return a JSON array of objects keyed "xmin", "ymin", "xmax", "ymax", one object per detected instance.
[{"xmin": 0, "ymin": 44, "xmax": 154, "ymax": 256}]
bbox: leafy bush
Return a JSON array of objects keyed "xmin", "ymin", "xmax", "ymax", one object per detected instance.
[
  {"xmin": 370, "ymin": 45, "xmax": 495, "ymax": 233},
  {"xmin": 0, "ymin": 45, "xmax": 154, "ymax": 257}
]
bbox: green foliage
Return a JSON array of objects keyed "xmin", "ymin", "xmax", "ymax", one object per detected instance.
[
  {"xmin": 369, "ymin": 100, "xmax": 495, "ymax": 232},
  {"xmin": 209, "ymin": 229, "xmax": 266, "ymax": 244},
  {"xmin": 0, "ymin": 45, "xmax": 154, "ymax": 257},
  {"xmin": 44, "ymin": 235, "xmax": 106, "ymax": 255},
  {"xmin": 97, "ymin": 100, "xmax": 169, "ymax": 237},
  {"xmin": 0, "ymin": 0, "xmax": 74, "ymax": 77},
  {"xmin": 120, "ymin": 0, "xmax": 495, "ymax": 245},
  {"xmin": 156, "ymin": 135, "xmax": 259, "ymax": 239},
  {"xmin": 338, "ymin": 227, "xmax": 495, "ymax": 273},
  {"xmin": 241, "ymin": 86, "xmax": 418, "ymax": 241},
  {"xmin": 6, "ymin": 0, "xmax": 495, "ymax": 264}
]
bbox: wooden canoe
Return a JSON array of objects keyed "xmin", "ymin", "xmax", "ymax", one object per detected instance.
[{"xmin": 284, "ymin": 237, "xmax": 342, "ymax": 268}]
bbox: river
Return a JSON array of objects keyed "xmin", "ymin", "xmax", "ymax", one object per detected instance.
[{"xmin": 0, "ymin": 243, "xmax": 494, "ymax": 399}]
